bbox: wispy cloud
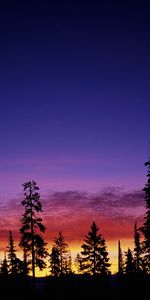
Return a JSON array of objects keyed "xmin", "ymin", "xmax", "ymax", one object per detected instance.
[
  {"xmin": 0, "ymin": 187, "xmax": 145, "ymax": 245},
  {"xmin": 43, "ymin": 188, "xmax": 145, "ymax": 217},
  {"xmin": 42, "ymin": 188, "xmax": 145, "ymax": 239}
]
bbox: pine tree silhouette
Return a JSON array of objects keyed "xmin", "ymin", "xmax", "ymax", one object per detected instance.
[
  {"xmin": 19, "ymin": 180, "xmax": 48, "ymax": 280},
  {"xmin": 7, "ymin": 231, "xmax": 18, "ymax": 276},
  {"xmin": 124, "ymin": 248, "xmax": 136, "ymax": 274},
  {"xmin": 74, "ymin": 253, "xmax": 83, "ymax": 274},
  {"xmin": 134, "ymin": 222, "xmax": 143, "ymax": 272},
  {"xmin": 0, "ymin": 252, "xmax": 9, "ymax": 277},
  {"xmin": 81, "ymin": 221, "xmax": 110, "ymax": 275},
  {"xmin": 49, "ymin": 246, "xmax": 60, "ymax": 276},
  {"xmin": 141, "ymin": 156, "xmax": 150, "ymax": 273},
  {"xmin": 118, "ymin": 240, "xmax": 124, "ymax": 274},
  {"xmin": 50, "ymin": 231, "xmax": 71, "ymax": 276}
]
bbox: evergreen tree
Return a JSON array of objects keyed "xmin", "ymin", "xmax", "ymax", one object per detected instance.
[
  {"xmin": 22, "ymin": 246, "xmax": 29, "ymax": 276},
  {"xmin": 7, "ymin": 231, "xmax": 18, "ymax": 276},
  {"xmin": 118, "ymin": 240, "xmax": 124, "ymax": 274},
  {"xmin": 134, "ymin": 222, "xmax": 143, "ymax": 272},
  {"xmin": 52, "ymin": 231, "xmax": 71, "ymax": 276},
  {"xmin": 19, "ymin": 180, "xmax": 48, "ymax": 279},
  {"xmin": 124, "ymin": 248, "xmax": 136, "ymax": 274},
  {"xmin": 141, "ymin": 157, "xmax": 150, "ymax": 273},
  {"xmin": 81, "ymin": 221, "xmax": 110, "ymax": 275},
  {"xmin": 49, "ymin": 246, "xmax": 60, "ymax": 276},
  {"xmin": 74, "ymin": 253, "xmax": 83, "ymax": 274},
  {"xmin": 64, "ymin": 250, "xmax": 72, "ymax": 275},
  {"xmin": 0, "ymin": 253, "xmax": 9, "ymax": 277}
]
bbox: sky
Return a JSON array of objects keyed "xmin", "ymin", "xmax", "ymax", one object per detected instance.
[{"xmin": 0, "ymin": 0, "xmax": 150, "ymax": 274}]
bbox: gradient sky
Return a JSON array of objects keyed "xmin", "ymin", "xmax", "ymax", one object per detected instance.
[{"xmin": 0, "ymin": 1, "xmax": 150, "ymax": 274}]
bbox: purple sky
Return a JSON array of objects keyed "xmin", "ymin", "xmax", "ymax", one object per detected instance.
[
  {"xmin": 1, "ymin": 1, "xmax": 150, "ymax": 273},
  {"xmin": 0, "ymin": 1, "xmax": 149, "ymax": 215}
]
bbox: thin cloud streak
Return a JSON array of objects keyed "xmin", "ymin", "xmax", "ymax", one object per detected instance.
[{"xmin": 0, "ymin": 187, "xmax": 145, "ymax": 245}]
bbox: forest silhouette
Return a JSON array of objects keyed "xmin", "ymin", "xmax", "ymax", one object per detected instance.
[{"xmin": 1, "ymin": 156, "xmax": 150, "ymax": 299}]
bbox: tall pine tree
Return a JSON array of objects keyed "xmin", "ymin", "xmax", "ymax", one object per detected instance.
[
  {"xmin": 19, "ymin": 180, "xmax": 48, "ymax": 279},
  {"xmin": 141, "ymin": 156, "xmax": 150, "ymax": 273},
  {"xmin": 134, "ymin": 222, "xmax": 143, "ymax": 272},
  {"xmin": 81, "ymin": 221, "xmax": 110, "ymax": 275},
  {"xmin": 118, "ymin": 240, "xmax": 124, "ymax": 274},
  {"xmin": 7, "ymin": 231, "xmax": 18, "ymax": 276}
]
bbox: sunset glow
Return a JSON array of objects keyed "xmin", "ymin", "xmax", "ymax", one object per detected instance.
[
  {"xmin": 0, "ymin": 187, "xmax": 145, "ymax": 275},
  {"xmin": 0, "ymin": 0, "xmax": 149, "ymax": 280}
]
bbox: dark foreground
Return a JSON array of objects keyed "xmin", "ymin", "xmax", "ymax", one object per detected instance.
[{"xmin": 0, "ymin": 273, "xmax": 150, "ymax": 300}]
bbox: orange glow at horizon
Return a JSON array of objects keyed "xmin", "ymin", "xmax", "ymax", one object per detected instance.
[
  {"xmin": 0, "ymin": 188, "xmax": 145, "ymax": 276},
  {"xmin": 0, "ymin": 239, "xmax": 134, "ymax": 277}
]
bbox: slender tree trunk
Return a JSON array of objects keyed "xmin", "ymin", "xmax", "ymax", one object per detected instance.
[
  {"xmin": 93, "ymin": 243, "xmax": 96, "ymax": 276},
  {"xmin": 30, "ymin": 186, "xmax": 35, "ymax": 280},
  {"xmin": 118, "ymin": 240, "xmax": 123, "ymax": 274},
  {"xmin": 23, "ymin": 246, "xmax": 28, "ymax": 276},
  {"xmin": 60, "ymin": 250, "xmax": 63, "ymax": 276}
]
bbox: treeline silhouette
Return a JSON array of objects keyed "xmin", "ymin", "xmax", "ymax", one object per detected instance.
[{"xmin": 1, "ymin": 156, "xmax": 150, "ymax": 299}]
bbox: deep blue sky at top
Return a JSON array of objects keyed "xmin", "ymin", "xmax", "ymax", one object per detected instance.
[{"xmin": 0, "ymin": 0, "xmax": 150, "ymax": 195}]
